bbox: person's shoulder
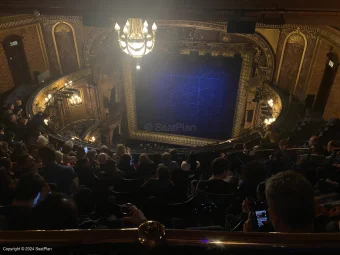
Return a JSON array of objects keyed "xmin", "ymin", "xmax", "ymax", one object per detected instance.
[{"xmin": 57, "ymin": 164, "xmax": 75, "ymax": 173}]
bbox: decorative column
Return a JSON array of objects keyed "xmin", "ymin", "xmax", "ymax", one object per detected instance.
[{"xmin": 232, "ymin": 53, "xmax": 254, "ymax": 138}]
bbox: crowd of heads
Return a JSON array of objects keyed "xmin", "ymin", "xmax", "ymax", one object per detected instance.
[{"xmin": 0, "ymin": 98, "xmax": 340, "ymax": 234}]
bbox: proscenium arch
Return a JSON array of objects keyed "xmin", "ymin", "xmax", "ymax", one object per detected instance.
[
  {"xmin": 52, "ymin": 21, "xmax": 81, "ymax": 75},
  {"xmin": 155, "ymin": 20, "xmax": 275, "ymax": 83},
  {"xmin": 276, "ymin": 30, "xmax": 308, "ymax": 95},
  {"xmin": 82, "ymin": 21, "xmax": 275, "ymax": 83}
]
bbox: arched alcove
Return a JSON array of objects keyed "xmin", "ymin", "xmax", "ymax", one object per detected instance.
[
  {"xmin": 52, "ymin": 22, "xmax": 80, "ymax": 75},
  {"xmin": 277, "ymin": 31, "xmax": 307, "ymax": 95}
]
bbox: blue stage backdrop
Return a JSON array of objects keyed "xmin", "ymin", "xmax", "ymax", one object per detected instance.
[{"xmin": 135, "ymin": 53, "xmax": 242, "ymax": 140}]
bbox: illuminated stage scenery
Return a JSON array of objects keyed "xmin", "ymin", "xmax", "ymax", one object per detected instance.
[{"xmin": 136, "ymin": 53, "xmax": 242, "ymax": 140}]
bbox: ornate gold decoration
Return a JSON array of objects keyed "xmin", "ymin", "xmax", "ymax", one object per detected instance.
[
  {"xmin": 276, "ymin": 30, "xmax": 307, "ymax": 95},
  {"xmin": 154, "ymin": 20, "xmax": 275, "ymax": 83},
  {"xmin": 83, "ymin": 28, "xmax": 109, "ymax": 67},
  {"xmin": 36, "ymin": 24, "xmax": 50, "ymax": 71},
  {"xmin": 32, "ymin": 68, "xmax": 92, "ymax": 114},
  {"xmin": 51, "ymin": 21, "xmax": 81, "ymax": 75},
  {"xmin": 121, "ymin": 57, "xmax": 217, "ymax": 146},
  {"xmin": 232, "ymin": 54, "xmax": 253, "ymax": 138},
  {"xmin": 54, "ymin": 23, "xmax": 72, "ymax": 33},
  {"xmin": 0, "ymin": 15, "xmax": 38, "ymax": 30},
  {"xmin": 287, "ymin": 33, "xmax": 305, "ymax": 46}
]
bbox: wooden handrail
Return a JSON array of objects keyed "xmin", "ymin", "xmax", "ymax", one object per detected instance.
[{"xmin": 1, "ymin": 229, "xmax": 340, "ymax": 248}]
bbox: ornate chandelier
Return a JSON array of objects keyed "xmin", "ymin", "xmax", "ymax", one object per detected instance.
[{"xmin": 114, "ymin": 18, "xmax": 157, "ymax": 58}]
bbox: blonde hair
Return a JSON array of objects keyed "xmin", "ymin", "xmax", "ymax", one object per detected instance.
[
  {"xmin": 55, "ymin": 150, "xmax": 63, "ymax": 164},
  {"xmin": 116, "ymin": 144, "xmax": 127, "ymax": 157},
  {"xmin": 37, "ymin": 135, "xmax": 49, "ymax": 148},
  {"xmin": 139, "ymin": 153, "xmax": 150, "ymax": 164},
  {"xmin": 97, "ymin": 153, "xmax": 108, "ymax": 164}
]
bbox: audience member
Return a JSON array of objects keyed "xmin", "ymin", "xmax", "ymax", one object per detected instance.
[
  {"xmin": 244, "ymin": 171, "xmax": 314, "ymax": 233},
  {"xmin": 181, "ymin": 152, "xmax": 200, "ymax": 171},
  {"xmin": 15, "ymin": 153, "xmax": 37, "ymax": 178},
  {"xmin": 29, "ymin": 192, "xmax": 78, "ymax": 230},
  {"xmin": 74, "ymin": 157, "xmax": 98, "ymax": 189},
  {"xmin": 137, "ymin": 153, "xmax": 156, "ymax": 179},
  {"xmin": 114, "ymin": 144, "xmax": 129, "ymax": 162},
  {"xmin": 0, "ymin": 173, "xmax": 50, "ymax": 230},
  {"xmin": 0, "ymin": 167, "xmax": 14, "ymax": 206},
  {"xmin": 239, "ymin": 161, "xmax": 266, "ymax": 199},
  {"xmin": 141, "ymin": 166, "xmax": 176, "ymax": 202},
  {"xmin": 118, "ymin": 154, "xmax": 138, "ymax": 178},
  {"xmin": 159, "ymin": 152, "xmax": 180, "ymax": 171},
  {"xmin": 197, "ymin": 157, "xmax": 232, "ymax": 194},
  {"xmin": 55, "ymin": 150, "xmax": 63, "ymax": 164},
  {"xmin": 38, "ymin": 146, "xmax": 79, "ymax": 195}
]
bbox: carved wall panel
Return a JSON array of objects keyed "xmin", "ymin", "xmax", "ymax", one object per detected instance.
[
  {"xmin": 39, "ymin": 16, "xmax": 83, "ymax": 77},
  {"xmin": 0, "ymin": 23, "xmax": 48, "ymax": 92},
  {"xmin": 306, "ymin": 39, "xmax": 332, "ymax": 96},
  {"xmin": 323, "ymin": 66, "xmax": 340, "ymax": 119},
  {"xmin": 83, "ymin": 28, "xmax": 123, "ymax": 121},
  {"xmin": 53, "ymin": 22, "xmax": 79, "ymax": 75},
  {"xmin": 0, "ymin": 44, "xmax": 14, "ymax": 93}
]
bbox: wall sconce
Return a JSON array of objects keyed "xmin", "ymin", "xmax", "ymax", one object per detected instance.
[
  {"xmin": 69, "ymin": 93, "xmax": 82, "ymax": 106},
  {"xmin": 65, "ymin": 80, "xmax": 73, "ymax": 87},
  {"xmin": 45, "ymin": 94, "xmax": 53, "ymax": 103}
]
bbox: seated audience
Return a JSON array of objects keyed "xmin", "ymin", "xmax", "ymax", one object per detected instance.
[
  {"xmin": 118, "ymin": 154, "xmax": 138, "ymax": 179},
  {"xmin": 11, "ymin": 142, "xmax": 28, "ymax": 163},
  {"xmin": 238, "ymin": 161, "xmax": 266, "ymax": 199},
  {"xmin": 3, "ymin": 103, "xmax": 14, "ymax": 118},
  {"xmin": 87, "ymin": 149, "xmax": 98, "ymax": 171},
  {"xmin": 15, "ymin": 153, "xmax": 37, "ymax": 178},
  {"xmin": 0, "ymin": 173, "xmax": 50, "ymax": 230},
  {"xmin": 55, "ymin": 150, "xmax": 63, "ymax": 164},
  {"xmin": 36, "ymin": 135, "xmax": 49, "ymax": 148},
  {"xmin": 159, "ymin": 152, "xmax": 180, "ymax": 171},
  {"xmin": 62, "ymin": 140, "xmax": 77, "ymax": 166},
  {"xmin": 197, "ymin": 157, "xmax": 233, "ymax": 194},
  {"xmin": 260, "ymin": 124, "xmax": 280, "ymax": 144},
  {"xmin": 113, "ymin": 144, "xmax": 129, "ymax": 162},
  {"xmin": 141, "ymin": 166, "xmax": 176, "ymax": 202},
  {"xmin": 244, "ymin": 171, "xmax": 314, "ymax": 233},
  {"xmin": 29, "ymin": 192, "xmax": 78, "ymax": 230},
  {"xmin": 0, "ymin": 167, "xmax": 14, "ymax": 206},
  {"xmin": 137, "ymin": 153, "xmax": 156, "ymax": 179},
  {"xmin": 0, "ymin": 124, "xmax": 5, "ymax": 141},
  {"xmin": 38, "ymin": 146, "xmax": 79, "ymax": 195},
  {"xmin": 74, "ymin": 157, "xmax": 98, "ymax": 189},
  {"xmin": 181, "ymin": 152, "xmax": 200, "ymax": 171},
  {"xmin": 99, "ymin": 159, "xmax": 125, "ymax": 183}
]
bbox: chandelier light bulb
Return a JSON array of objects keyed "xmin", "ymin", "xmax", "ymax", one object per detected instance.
[
  {"xmin": 123, "ymin": 26, "xmax": 128, "ymax": 34},
  {"xmin": 45, "ymin": 97, "xmax": 48, "ymax": 102},
  {"xmin": 48, "ymin": 94, "xmax": 52, "ymax": 99},
  {"xmin": 152, "ymin": 22, "xmax": 157, "ymax": 31},
  {"xmin": 144, "ymin": 20, "xmax": 148, "ymax": 27},
  {"xmin": 115, "ymin": 23, "xmax": 120, "ymax": 31},
  {"xmin": 142, "ymin": 26, "xmax": 148, "ymax": 35},
  {"xmin": 126, "ymin": 20, "xmax": 130, "ymax": 27},
  {"xmin": 136, "ymin": 65, "xmax": 141, "ymax": 70}
]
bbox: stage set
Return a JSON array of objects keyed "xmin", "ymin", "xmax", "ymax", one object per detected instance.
[{"xmin": 28, "ymin": 19, "xmax": 282, "ymax": 147}]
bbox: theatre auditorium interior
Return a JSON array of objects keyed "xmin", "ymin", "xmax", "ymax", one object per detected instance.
[{"xmin": 3, "ymin": 0, "xmax": 340, "ymax": 253}]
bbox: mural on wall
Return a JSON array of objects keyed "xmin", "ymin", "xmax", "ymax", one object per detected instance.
[{"xmin": 53, "ymin": 22, "xmax": 79, "ymax": 75}]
